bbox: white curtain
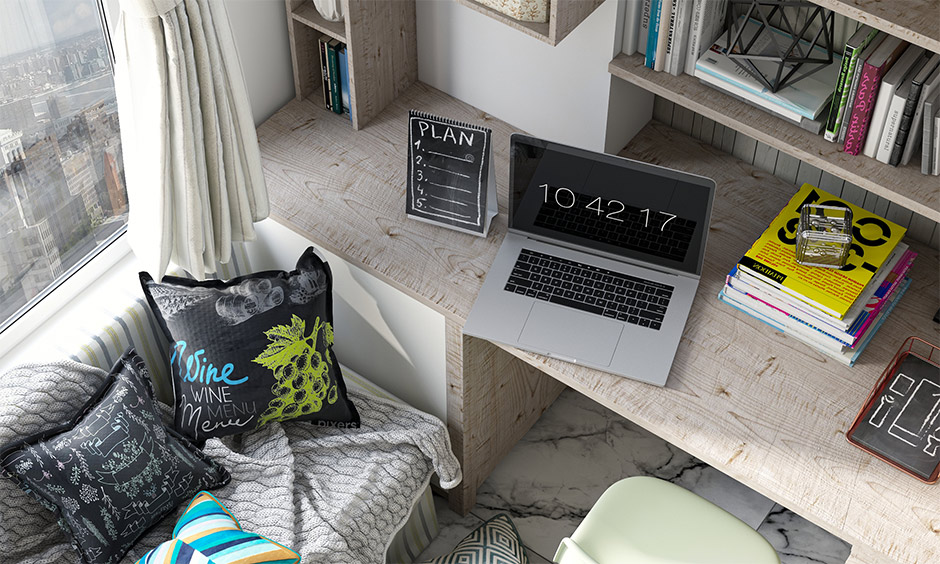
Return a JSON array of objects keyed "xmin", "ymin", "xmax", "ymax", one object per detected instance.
[{"xmin": 113, "ymin": 0, "xmax": 269, "ymax": 280}]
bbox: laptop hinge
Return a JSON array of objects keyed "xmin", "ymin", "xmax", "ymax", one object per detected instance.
[{"xmin": 512, "ymin": 229, "xmax": 700, "ymax": 280}]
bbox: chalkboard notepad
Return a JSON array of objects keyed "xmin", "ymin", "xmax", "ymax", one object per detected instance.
[
  {"xmin": 407, "ymin": 110, "xmax": 497, "ymax": 236},
  {"xmin": 849, "ymin": 352, "xmax": 940, "ymax": 482}
]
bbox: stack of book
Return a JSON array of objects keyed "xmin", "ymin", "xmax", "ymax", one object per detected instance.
[
  {"xmin": 317, "ymin": 35, "xmax": 351, "ymax": 120},
  {"xmin": 827, "ymin": 29, "xmax": 940, "ymax": 174},
  {"xmin": 692, "ymin": 16, "xmax": 841, "ymax": 134},
  {"xmin": 719, "ymin": 183, "xmax": 916, "ymax": 366},
  {"xmin": 622, "ymin": 0, "xmax": 729, "ymax": 77}
]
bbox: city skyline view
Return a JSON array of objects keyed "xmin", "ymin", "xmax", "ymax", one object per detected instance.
[{"xmin": 0, "ymin": 0, "xmax": 128, "ymax": 328}]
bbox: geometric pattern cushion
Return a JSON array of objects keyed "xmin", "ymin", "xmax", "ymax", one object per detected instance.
[
  {"xmin": 423, "ymin": 513, "xmax": 528, "ymax": 564},
  {"xmin": 136, "ymin": 491, "xmax": 299, "ymax": 563}
]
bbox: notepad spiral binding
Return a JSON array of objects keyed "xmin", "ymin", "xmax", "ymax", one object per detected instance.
[{"xmin": 408, "ymin": 109, "xmax": 492, "ymax": 133}]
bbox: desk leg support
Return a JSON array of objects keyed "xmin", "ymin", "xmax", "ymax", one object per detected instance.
[{"xmin": 445, "ymin": 319, "xmax": 566, "ymax": 515}]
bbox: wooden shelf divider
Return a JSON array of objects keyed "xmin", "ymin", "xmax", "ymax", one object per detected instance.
[
  {"xmin": 608, "ymin": 53, "xmax": 940, "ymax": 223},
  {"xmin": 291, "ymin": 2, "xmax": 346, "ymax": 43},
  {"xmin": 452, "ymin": 0, "xmax": 604, "ymax": 46}
]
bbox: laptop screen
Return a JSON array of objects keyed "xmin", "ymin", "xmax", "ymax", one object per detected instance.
[{"xmin": 509, "ymin": 134, "xmax": 714, "ymax": 276}]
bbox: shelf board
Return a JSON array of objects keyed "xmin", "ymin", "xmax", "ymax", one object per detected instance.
[
  {"xmin": 813, "ymin": 0, "xmax": 940, "ymax": 54},
  {"xmin": 453, "ymin": 0, "xmax": 550, "ymax": 43},
  {"xmin": 609, "ymin": 53, "xmax": 940, "ymax": 223},
  {"xmin": 291, "ymin": 2, "xmax": 346, "ymax": 43}
]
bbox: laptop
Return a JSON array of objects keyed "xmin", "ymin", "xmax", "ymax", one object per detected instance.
[{"xmin": 463, "ymin": 134, "xmax": 716, "ymax": 386}]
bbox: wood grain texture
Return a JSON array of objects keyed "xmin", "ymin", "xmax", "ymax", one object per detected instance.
[
  {"xmin": 291, "ymin": 1, "xmax": 346, "ymax": 42},
  {"xmin": 257, "ymin": 84, "xmax": 939, "ymax": 563},
  {"xmin": 285, "ymin": 3, "xmax": 322, "ymax": 101},
  {"xmin": 548, "ymin": 0, "xmax": 605, "ymax": 45},
  {"xmin": 609, "ymin": 53, "xmax": 940, "ymax": 223},
  {"xmin": 345, "ymin": 0, "xmax": 417, "ymax": 129},
  {"xmin": 452, "ymin": 0, "xmax": 602, "ymax": 45},
  {"xmin": 812, "ymin": 0, "xmax": 940, "ymax": 54}
]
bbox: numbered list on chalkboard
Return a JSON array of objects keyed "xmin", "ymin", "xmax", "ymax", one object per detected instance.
[{"xmin": 407, "ymin": 110, "xmax": 496, "ymax": 236}]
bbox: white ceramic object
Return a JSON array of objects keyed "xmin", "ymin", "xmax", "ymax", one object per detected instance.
[{"xmin": 312, "ymin": 0, "xmax": 345, "ymax": 22}]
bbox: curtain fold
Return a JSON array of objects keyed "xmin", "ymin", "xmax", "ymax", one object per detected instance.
[{"xmin": 114, "ymin": 0, "xmax": 269, "ymax": 280}]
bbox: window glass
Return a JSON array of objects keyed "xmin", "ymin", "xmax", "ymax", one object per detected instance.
[{"xmin": 0, "ymin": 0, "xmax": 126, "ymax": 330}]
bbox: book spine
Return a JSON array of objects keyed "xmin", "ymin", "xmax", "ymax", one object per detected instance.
[
  {"xmin": 889, "ymin": 79, "xmax": 927, "ymax": 165},
  {"xmin": 670, "ymin": 0, "xmax": 692, "ymax": 77},
  {"xmin": 664, "ymin": 0, "xmax": 679, "ymax": 74},
  {"xmin": 339, "ymin": 46, "xmax": 351, "ymax": 121},
  {"xmin": 824, "ymin": 41, "xmax": 858, "ymax": 141},
  {"xmin": 848, "ymin": 277, "xmax": 911, "ymax": 365},
  {"xmin": 844, "ymin": 62, "xmax": 885, "ymax": 155},
  {"xmin": 839, "ymin": 47, "xmax": 869, "ymax": 144},
  {"xmin": 924, "ymin": 96, "xmax": 936, "ymax": 174},
  {"xmin": 876, "ymin": 91, "xmax": 909, "ymax": 163},
  {"xmin": 645, "ymin": 0, "xmax": 661, "ymax": 68},
  {"xmin": 327, "ymin": 41, "xmax": 343, "ymax": 115},
  {"xmin": 684, "ymin": 0, "xmax": 704, "ymax": 76},
  {"xmin": 847, "ymin": 250, "xmax": 916, "ymax": 339},
  {"xmin": 654, "ymin": 0, "xmax": 673, "ymax": 72},
  {"xmin": 827, "ymin": 29, "xmax": 878, "ymax": 142},
  {"xmin": 622, "ymin": 0, "xmax": 643, "ymax": 55},
  {"xmin": 934, "ymin": 114, "xmax": 940, "ymax": 174},
  {"xmin": 318, "ymin": 37, "xmax": 331, "ymax": 111},
  {"xmin": 638, "ymin": 0, "xmax": 652, "ymax": 56}
]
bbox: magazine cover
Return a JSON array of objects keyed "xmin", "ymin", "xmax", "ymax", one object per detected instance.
[{"xmin": 738, "ymin": 183, "xmax": 906, "ymax": 319}]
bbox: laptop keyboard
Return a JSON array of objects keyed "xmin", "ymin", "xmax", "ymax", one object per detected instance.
[{"xmin": 504, "ymin": 249, "xmax": 674, "ymax": 330}]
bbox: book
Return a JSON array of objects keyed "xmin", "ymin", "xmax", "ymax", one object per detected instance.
[
  {"xmin": 663, "ymin": 0, "xmax": 679, "ymax": 73},
  {"xmin": 844, "ymin": 248, "xmax": 916, "ymax": 341},
  {"xmin": 875, "ymin": 53, "xmax": 929, "ymax": 163},
  {"xmin": 890, "ymin": 54, "xmax": 940, "ymax": 165},
  {"xmin": 684, "ymin": 0, "xmax": 728, "ymax": 76},
  {"xmin": 719, "ymin": 276, "xmax": 911, "ymax": 366},
  {"xmin": 737, "ymin": 183, "xmax": 906, "ymax": 319},
  {"xmin": 318, "ymin": 35, "xmax": 332, "ymax": 111},
  {"xmin": 622, "ymin": 0, "xmax": 644, "ymax": 55},
  {"xmin": 838, "ymin": 33, "xmax": 886, "ymax": 145},
  {"xmin": 695, "ymin": 74, "xmax": 825, "ymax": 133},
  {"xmin": 668, "ymin": 0, "xmax": 693, "ymax": 77},
  {"xmin": 731, "ymin": 242, "xmax": 912, "ymax": 340},
  {"xmin": 694, "ymin": 17, "xmax": 842, "ymax": 120},
  {"xmin": 902, "ymin": 63, "xmax": 940, "ymax": 166},
  {"xmin": 824, "ymin": 25, "xmax": 878, "ymax": 142},
  {"xmin": 654, "ymin": 0, "xmax": 673, "ymax": 72},
  {"xmin": 935, "ymin": 113, "xmax": 940, "ymax": 175},
  {"xmin": 645, "ymin": 0, "xmax": 663, "ymax": 68},
  {"xmin": 843, "ymin": 36, "xmax": 907, "ymax": 155},
  {"xmin": 862, "ymin": 45, "xmax": 925, "ymax": 158},
  {"xmin": 638, "ymin": 0, "xmax": 652, "ymax": 56},
  {"xmin": 326, "ymin": 39, "xmax": 343, "ymax": 116},
  {"xmin": 923, "ymin": 88, "xmax": 940, "ymax": 174},
  {"xmin": 338, "ymin": 45, "xmax": 351, "ymax": 121}
]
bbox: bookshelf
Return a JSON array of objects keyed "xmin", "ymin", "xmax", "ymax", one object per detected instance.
[
  {"xmin": 608, "ymin": 53, "xmax": 940, "ymax": 223},
  {"xmin": 609, "ymin": 1, "xmax": 940, "ymax": 226},
  {"xmin": 452, "ymin": 0, "xmax": 605, "ymax": 45},
  {"xmin": 285, "ymin": 0, "xmax": 418, "ymax": 130}
]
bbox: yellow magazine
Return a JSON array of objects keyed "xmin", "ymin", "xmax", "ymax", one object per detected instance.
[{"xmin": 738, "ymin": 183, "xmax": 906, "ymax": 319}]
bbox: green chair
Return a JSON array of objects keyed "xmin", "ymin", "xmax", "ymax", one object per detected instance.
[{"xmin": 554, "ymin": 476, "xmax": 780, "ymax": 564}]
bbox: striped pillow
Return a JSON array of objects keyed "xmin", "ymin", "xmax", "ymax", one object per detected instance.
[{"xmin": 137, "ymin": 492, "xmax": 299, "ymax": 564}]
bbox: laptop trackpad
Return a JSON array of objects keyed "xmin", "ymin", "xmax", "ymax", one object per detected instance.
[{"xmin": 518, "ymin": 303, "xmax": 623, "ymax": 367}]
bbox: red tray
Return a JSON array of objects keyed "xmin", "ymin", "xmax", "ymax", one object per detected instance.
[{"xmin": 847, "ymin": 336, "xmax": 940, "ymax": 484}]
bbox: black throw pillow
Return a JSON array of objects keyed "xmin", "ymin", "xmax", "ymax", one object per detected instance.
[
  {"xmin": 0, "ymin": 349, "xmax": 230, "ymax": 564},
  {"xmin": 140, "ymin": 246, "xmax": 359, "ymax": 442}
]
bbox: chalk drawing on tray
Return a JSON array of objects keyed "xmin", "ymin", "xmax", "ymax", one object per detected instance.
[
  {"xmin": 868, "ymin": 394, "xmax": 896, "ymax": 428},
  {"xmin": 889, "ymin": 373, "xmax": 915, "ymax": 395},
  {"xmin": 888, "ymin": 377, "xmax": 940, "ymax": 447},
  {"xmin": 925, "ymin": 428, "xmax": 940, "ymax": 457}
]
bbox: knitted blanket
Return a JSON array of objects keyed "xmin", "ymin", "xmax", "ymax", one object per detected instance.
[{"xmin": 0, "ymin": 361, "xmax": 461, "ymax": 563}]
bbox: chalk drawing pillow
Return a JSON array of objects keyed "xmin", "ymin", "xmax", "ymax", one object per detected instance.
[
  {"xmin": 135, "ymin": 491, "xmax": 299, "ymax": 564},
  {"xmin": 140, "ymin": 246, "xmax": 359, "ymax": 442},
  {"xmin": 0, "ymin": 350, "xmax": 230, "ymax": 564}
]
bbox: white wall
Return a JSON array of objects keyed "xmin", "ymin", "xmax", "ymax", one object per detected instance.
[
  {"xmin": 416, "ymin": 0, "xmax": 648, "ymax": 152},
  {"xmin": 225, "ymin": 0, "xmax": 296, "ymax": 126},
  {"xmin": 242, "ymin": 220, "xmax": 447, "ymax": 421}
]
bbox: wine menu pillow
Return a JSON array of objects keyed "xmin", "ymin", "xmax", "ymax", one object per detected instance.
[{"xmin": 140, "ymin": 247, "xmax": 359, "ymax": 441}]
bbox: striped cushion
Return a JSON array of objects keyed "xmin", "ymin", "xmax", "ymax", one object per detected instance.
[
  {"xmin": 424, "ymin": 513, "xmax": 528, "ymax": 564},
  {"xmin": 136, "ymin": 492, "xmax": 299, "ymax": 564}
]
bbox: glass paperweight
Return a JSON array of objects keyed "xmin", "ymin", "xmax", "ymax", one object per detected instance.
[{"xmin": 795, "ymin": 205, "xmax": 853, "ymax": 269}]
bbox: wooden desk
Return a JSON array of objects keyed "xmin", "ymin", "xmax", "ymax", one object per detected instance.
[{"xmin": 257, "ymin": 82, "xmax": 939, "ymax": 564}]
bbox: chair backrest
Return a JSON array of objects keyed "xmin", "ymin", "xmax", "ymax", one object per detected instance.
[{"xmin": 555, "ymin": 537, "xmax": 600, "ymax": 564}]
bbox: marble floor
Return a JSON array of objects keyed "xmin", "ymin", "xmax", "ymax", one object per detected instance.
[{"xmin": 415, "ymin": 388, "xmax": 852, "ymax": 564}]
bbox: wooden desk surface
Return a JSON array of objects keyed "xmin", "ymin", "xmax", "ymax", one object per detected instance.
[{"xmin": 257, "ymin": 82, "xmax": 939, "ymax": 564}]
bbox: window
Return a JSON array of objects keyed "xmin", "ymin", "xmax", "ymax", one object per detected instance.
[{"xmin": 0, "ymin": 0, "xmax": 127, "ymax": 332}]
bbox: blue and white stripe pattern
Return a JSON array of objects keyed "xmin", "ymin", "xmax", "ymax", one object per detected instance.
[{"xmin": 136, "ymin": 491, "xmax": 299, "ymax": 564}]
